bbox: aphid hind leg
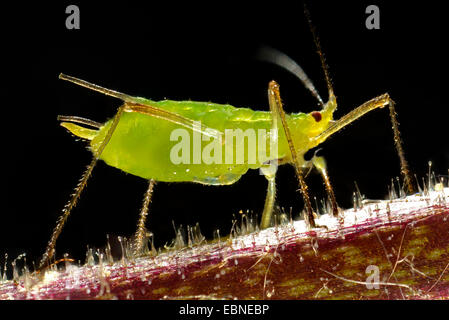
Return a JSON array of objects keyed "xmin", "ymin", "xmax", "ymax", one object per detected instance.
[
  {"xmin": 38, "ymin": 105, "xmax": 126, "ymax": 270},
  {"xmin": 132, "ymin": 179, "xmax": 156, "ymax": 257},
  {"xmin": 268, "ymin": 81, "xmax": 317, "ymax": 229}
]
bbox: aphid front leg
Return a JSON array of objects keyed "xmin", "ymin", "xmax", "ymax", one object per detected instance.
[
  {"xmin": 267, "ymin": 80, "xmax": 317, "ymax": 229},
  {"xmin": 312, "ymin": 94, "xmax": 416, "ymax": 195},
  {"xmin": 132, "ymin": 179, "xmax": 157, "ymax": 257}
]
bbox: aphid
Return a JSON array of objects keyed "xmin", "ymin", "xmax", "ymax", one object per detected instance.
[{"xmin": 39, "ymin": 9, "xmax": 415, "ymax": 269}]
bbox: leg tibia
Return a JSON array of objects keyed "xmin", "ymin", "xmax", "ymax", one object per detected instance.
[
  {"xmin": 133, "ymin": 179, "xmax": 156, "ymax": 257},
  {"xmin": 311, "ymin": 155, "xmax": 340, "ymax": 217},
  {"xmin": 260, "ymin": 168, "xmax": 276, "ymax": 229}
]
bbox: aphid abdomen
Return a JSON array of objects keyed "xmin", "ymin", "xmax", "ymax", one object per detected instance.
[{"xmin": 89, "ymin": 101, "xmax": 255, "ymax": 184}]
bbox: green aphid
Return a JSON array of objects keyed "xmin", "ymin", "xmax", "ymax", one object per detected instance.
[
  {"xmin": 61, "ymin": 83, "xmax": 334, "ymax": 185},
  {"xmin": 39, "ymin": 33, "xmax": 414, "ymax": 271}
]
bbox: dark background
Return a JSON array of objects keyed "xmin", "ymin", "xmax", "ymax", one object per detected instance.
[{"xmin": 0, "ymin": 1, "xmax": 447, "ymax": 271}]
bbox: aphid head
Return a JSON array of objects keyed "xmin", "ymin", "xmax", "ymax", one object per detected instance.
[
  {"xmin": 257, "ymin": 47, "xmax": 337, "ymax": 140},
  {"xmin": 318, "ymin": 91, "xmax": 337, "ymax": 123},
  {"xmin": 306, "ymin": 92, "xmax": 337, "ymax": 139}
]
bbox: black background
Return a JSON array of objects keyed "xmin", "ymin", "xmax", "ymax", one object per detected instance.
[{"xmin": 0, "ymin": 1, "xmax": 448, "ymax": 271}]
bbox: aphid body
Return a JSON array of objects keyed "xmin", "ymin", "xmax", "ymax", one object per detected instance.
[
  {"xmin": 63, "ymin": 95, "xmax": 336, "ymax": 185},
  {"xmin": 38, "ymin": 8, "xmax": 414, "ymax": 269}
]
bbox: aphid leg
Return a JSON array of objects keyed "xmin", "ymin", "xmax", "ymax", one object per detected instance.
[
  {"xmin": 259, "ymin": 90, "xmax": 280, "ymax": 229},
  {"xmin": 133, "ymin": 179, "xmax": 156, "ymax": 257},
  {"xmin": 313, "ymin": 94, "xmax": 416, "ymax": 195},
  {"xmin": 59, "ymin": 74, "xmax": 137, "ymax": 103},
  {"xmin": 38, "ymin": 105, "xmax": 126, "ymax": 270},
  {"xmin": 59, "ymin": 74, "xmax": 224, "ymax": 140},
  {"xmin": 268, "ymin": 81, "xmax": 316, "ymax": 229},
  {"xmin": 311, "ymin": 155, "xmax": 340, "ymax": 217},
  {"xmin": 388, "ymin": 100, "xmax": 416, "ymax": 194},
  {"xmin": 260, "ymin": 167, "xmax": 277, "ymax": 229}
]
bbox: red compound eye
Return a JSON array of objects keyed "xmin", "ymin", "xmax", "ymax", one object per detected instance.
[{"xmin": 311, "ymin": 111, "xmax": 322, "ymax": 122}]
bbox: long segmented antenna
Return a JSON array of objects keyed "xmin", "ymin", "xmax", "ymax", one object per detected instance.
[
  {"xmin": 257, "ymin": 46, "xmax": 325, "ymax": 107},
  {"xmin": 304, "ymin": 4, "xmax": 334, "ymax": 98}
]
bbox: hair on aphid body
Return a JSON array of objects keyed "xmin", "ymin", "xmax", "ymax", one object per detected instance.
[{"xmin": 37, "ymin": 7, "xmax": 416, "ymax": 272}]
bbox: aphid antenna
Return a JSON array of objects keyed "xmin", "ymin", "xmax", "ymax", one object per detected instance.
[
  {"xmin": 304, "ymin": 3, "xmax": 334, "ymax": 99},
  {"xmin": 257, "ymin": 46, "xmax": 325, "ymax": 108},
  {"xmin": 305, "ymin": 4, "xmax": 417, "ymax": 195},
  {"xmin": 256, "ymin": 4, "xmax": 335, "ymax": 109}
]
